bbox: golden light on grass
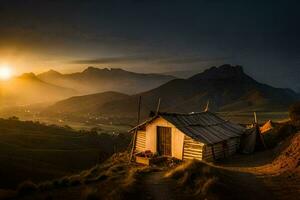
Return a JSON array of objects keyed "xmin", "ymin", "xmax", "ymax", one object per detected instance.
[{"xmin": 0, "ymin": 65, "xmax": 12, "ymax": 80}]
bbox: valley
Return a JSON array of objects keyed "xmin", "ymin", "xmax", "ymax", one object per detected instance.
[
  {"xmin": 0, "ymin": 65, "xmax": 297, "ymax": 131},
  {"xmin": 0, "ymin": 65, "xmax": 299, "ymax": 200}
]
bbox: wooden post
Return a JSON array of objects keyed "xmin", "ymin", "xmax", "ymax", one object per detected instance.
[
  {"xmin": 204, "ymin": 100, "xmax": 210, "ymax": 112},
  {"xmin": 254, "ymin": 112, "xmax": 257, "ymax": 124},
  {"xmin": 129, "ymin": 96, "xmax": 142, "ymax": 163},
  {"xmin": 156, "ymin": 98, "xmax": 161, "ymax": 115}
]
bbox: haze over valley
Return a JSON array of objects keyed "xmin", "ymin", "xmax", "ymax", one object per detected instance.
[{"xmin": 0, "ymin": 64, "xmax": 297, "ymax": 129}]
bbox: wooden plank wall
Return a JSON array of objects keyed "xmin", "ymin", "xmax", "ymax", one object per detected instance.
[
  {"xmin": 227, "ymin": 138, "xmax": 240, "ymax": 155},
  {"xmin": 203, "ymin": 137, "xmax": 240, "ymax": 161},
  {"xmin": 135, "ymin": 131, "xmax": 146, "ymax": 152},
  {"xmin": 182, "ymin": 135, "xmax": 205, "ymax": 160}
]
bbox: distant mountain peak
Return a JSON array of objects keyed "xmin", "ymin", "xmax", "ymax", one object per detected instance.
[
  {"xmin": 189, "ymin": 64, "xmax": 247, "ymax": 81},
  {"xmin": 46, "ymin": 69, "xmax": 61, "ymax": 75},
  {"xmin": 83, "ymin": 66, "xmax": 103, "ymax": 72},
  {"xmin": 37, "ymin": 69, "xmax": 62, "ymax": 78},
  {"xmin": 18, "ymin": 72, "xmax": 39, "ymax": 80},
  {"xmin": 83, "ymin": 66, "xmax": 127, "ymax": 73}
]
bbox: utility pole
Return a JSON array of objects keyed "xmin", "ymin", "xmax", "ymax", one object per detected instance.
[{"xmin": 129, "ymin": 96, "xmax": 142, "ymax": 163}]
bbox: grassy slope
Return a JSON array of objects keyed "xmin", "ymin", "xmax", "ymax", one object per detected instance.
[
  {"xmin": 7, "ymin": 153, "xmax": 150, "ymax": 200},
  {"xmin": 0, "ymin": 118, "xmax": 131, "ymax": 189},
  {"xmin": 9, "ymin": 129, "xmax": 300, "ymax": 200}
]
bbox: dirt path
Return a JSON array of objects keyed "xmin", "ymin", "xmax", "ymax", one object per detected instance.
[
  {"xmin": 136, "ymin": 165, "xmax": 274, "ymax": 200},
  {"xmin": 136, "ymin": 150, "xmax": 285, "ymax": 200},
  {"xmin": 217, "ymin": 149, "xmax": 299, "ymax": 200}
]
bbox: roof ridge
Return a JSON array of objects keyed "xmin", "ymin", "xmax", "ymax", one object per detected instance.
[
  {"xmin": 158, "ymin": 111, "xmax": 209, "ymax": 116},
  {"xmin": 187, "ymin": 120, "xmax": 230, "ymax": 127}
]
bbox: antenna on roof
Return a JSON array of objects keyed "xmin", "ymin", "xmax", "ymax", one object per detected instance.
[
  {"xmin": 129, "ymin": 96, "xmax": 142, "ymax": 163},
  {"xmin": 156, "ymin": 98, "xmax": 161, "ymax": 115},
  {"xmin": 254, "ymin": 112, "xmax": 258, "ymax": 124},
  {"xmin": 204, "ymin": 100, "xmax": 210, "ymax": 112}
]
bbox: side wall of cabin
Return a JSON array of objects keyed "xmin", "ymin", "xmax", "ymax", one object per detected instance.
[
  {"xmin": 202, "ymin": 137, "xmax": 240, "ymax": 161},
  {"xmin": 182, "ymin": 135, "xmax": 205, "ymax": 160},
  {"xmin": 135, "ymin": 130, "xmax": 146, "ymax": 152}
]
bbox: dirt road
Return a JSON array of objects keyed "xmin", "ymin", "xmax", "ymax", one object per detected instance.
[{"xmin": 135, "ymin": 149, "xmax": 298, "ymax": 200}]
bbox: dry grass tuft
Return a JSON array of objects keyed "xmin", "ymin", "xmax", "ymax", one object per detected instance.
[
  {"xmin": 82, "ymin": 187, "xmax": 102, "ymax": 200},
  {"xmin": 17, "ymin": 180, "xmax": 38, "ymax": 196},
  {"xmin": 165, "ymin": 160, "xmax": 236, "ymax": 199}
]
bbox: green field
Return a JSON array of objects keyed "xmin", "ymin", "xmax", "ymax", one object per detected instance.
[{"xmin": 0, "ymin": 118, "xmax": 131, "ymax": 189}]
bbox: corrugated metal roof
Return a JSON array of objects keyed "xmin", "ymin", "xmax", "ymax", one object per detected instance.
[
  {"xmin": 130, "ymin": 111, "xmax": 245, "ymax": 145},
  {"xmin": 159, "ymin": 112, "xmax": 245, "ymax": 144}
]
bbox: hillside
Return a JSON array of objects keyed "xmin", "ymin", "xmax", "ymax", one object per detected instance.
[
  {"xmin": 0, "ymin": 117, "xmax": 131, "ymax": 190},
  {"xmin": 6, "ymin": 130, "xmax": 300, "ymax": 200},
  {"xmin": 37, "ymin": 67, "xmax": 175, "ymax": 95},
  {"xmin": 44, "ymin": 65, "xmax": 299, "ymax": 123},
  {"xmin": 45, "ymin": 91, "xmax": 129, "ymax": 115},
  {"xmin": 0, "ymin": 73, "xmax": 76, "ymax": 108}
]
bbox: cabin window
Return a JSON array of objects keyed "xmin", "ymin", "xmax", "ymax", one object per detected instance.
[{"xmin": 157, "ymin": 126, "xmax": 172, "ymax": 156}]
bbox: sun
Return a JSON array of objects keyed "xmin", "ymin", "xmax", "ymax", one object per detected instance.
[{"xmin": 0, "ymin": 66, "xmax": 12, "ymax": 80}]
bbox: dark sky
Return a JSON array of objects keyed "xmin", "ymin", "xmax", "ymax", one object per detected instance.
[{"xmin": 0, "ymin": 0, "xmax": 299, "ymax": 91}]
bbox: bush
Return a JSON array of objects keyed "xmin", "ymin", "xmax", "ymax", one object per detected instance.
[
  {"xmin": 289, "ymin": 102, "xmax": 300, "ymax": 122},
  {"xmin": 17, "ymin": 180, "xmax": 38, "ymax": 196},
  {"xmin": 82, "ymin": 187, "xmax": 102, "ymax": 200},
  {"xmin": 263, "ymin": 123, "xmax": 297, "ymax": 148},
  {"xmin": 68, "ymin": 175, "xmax": 82, "ymax": 186},
  {"xmin": 165, "ymin": 160, "xmax": 235, "ymax": 199},
  {"xmin": 38, "ymin": 181, "xmax": 53, "ymax": 191}
]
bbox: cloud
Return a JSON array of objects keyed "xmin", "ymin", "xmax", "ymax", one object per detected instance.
[
  {"xmin": 156, "ymin": 56, "xmax": 231, "ymax": 64},
  {"xmin": 69, "ymin": 55, "xmax": 158, "ymax": 64},
  {"xmin": 69, "ymin": 55, "xmax": 231, "ymax": 65}
]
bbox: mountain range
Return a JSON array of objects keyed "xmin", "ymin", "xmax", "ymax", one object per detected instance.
[
  {"xmin": 0, "ymin": 67, "xmax": 175, "ymax": 108},
  {"xmin": 37, "ymin": 67, "xmax": 175, "ymax": 95},
  {"xmin": 0, "ymin": 73, "xmax": 76, "ymax": 107},
  {"xmin": 44, "ymin": 65, "xmax": 300, "ymax": 121}
]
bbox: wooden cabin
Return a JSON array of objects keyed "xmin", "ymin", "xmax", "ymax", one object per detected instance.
[{"xmin": 131, "ymin": 112, "xmax": 246, "ymax": 161}]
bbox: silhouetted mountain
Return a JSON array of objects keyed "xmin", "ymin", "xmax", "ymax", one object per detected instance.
[
  {"xmin": 162, "ymin": 69, "xmax": 202, "ymax": 79},
  {"xmin": 0, "ymin": 73, "xmax": 76, "ymax": 107},
  {"xmin": 37, "ymin": 67, "xmax": 175, "ymax": 95},
  {"xmin": 45, "ymin": 65, "xmax": 300, "ymax": 120},
  {"xmin": 189, "ymin": 65, "xmax": 246, "ymax": 81}
]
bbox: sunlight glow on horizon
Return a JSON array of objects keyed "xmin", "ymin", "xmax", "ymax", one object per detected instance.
[{"xmin": 0, "ymin": 65, "xmax": 13, "ymax": 80}]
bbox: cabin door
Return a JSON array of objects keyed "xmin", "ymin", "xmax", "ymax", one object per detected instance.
[{"xmin": 157, "ymin": 126, "xmax": 172, "ymax": 156}]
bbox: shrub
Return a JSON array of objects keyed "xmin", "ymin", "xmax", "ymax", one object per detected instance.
[
  {"xmin": 82, "ymin": 187, "xmax": 102, "ymax": 200},
  {"xmin": 200, "ymin": 177, "xmax": 218, "ymax": 196},
  {"xmin": 289, "ymin": 102, "xmax": 300, "ymax": 122},
  {"xmin": 68, "ymin": 175, "xmax": 82, "ymax": 186},
  {"xmin": 59, "ymin": 176, "xmax": 70, "ymax": 187},
  {"xmin": 264, "ymin": 123, "xmax": 297, "ymax": 148},
  {"xmin": 165, "ymin": 160, "xmax": 234, "ymax": 199},
  {"xmin": 17, "ymin": 180, "xmax": 38, "ymax": 196},
  {"xmin": 38, "ymin": 181, "xmax": 53, "ymax": 191}
]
